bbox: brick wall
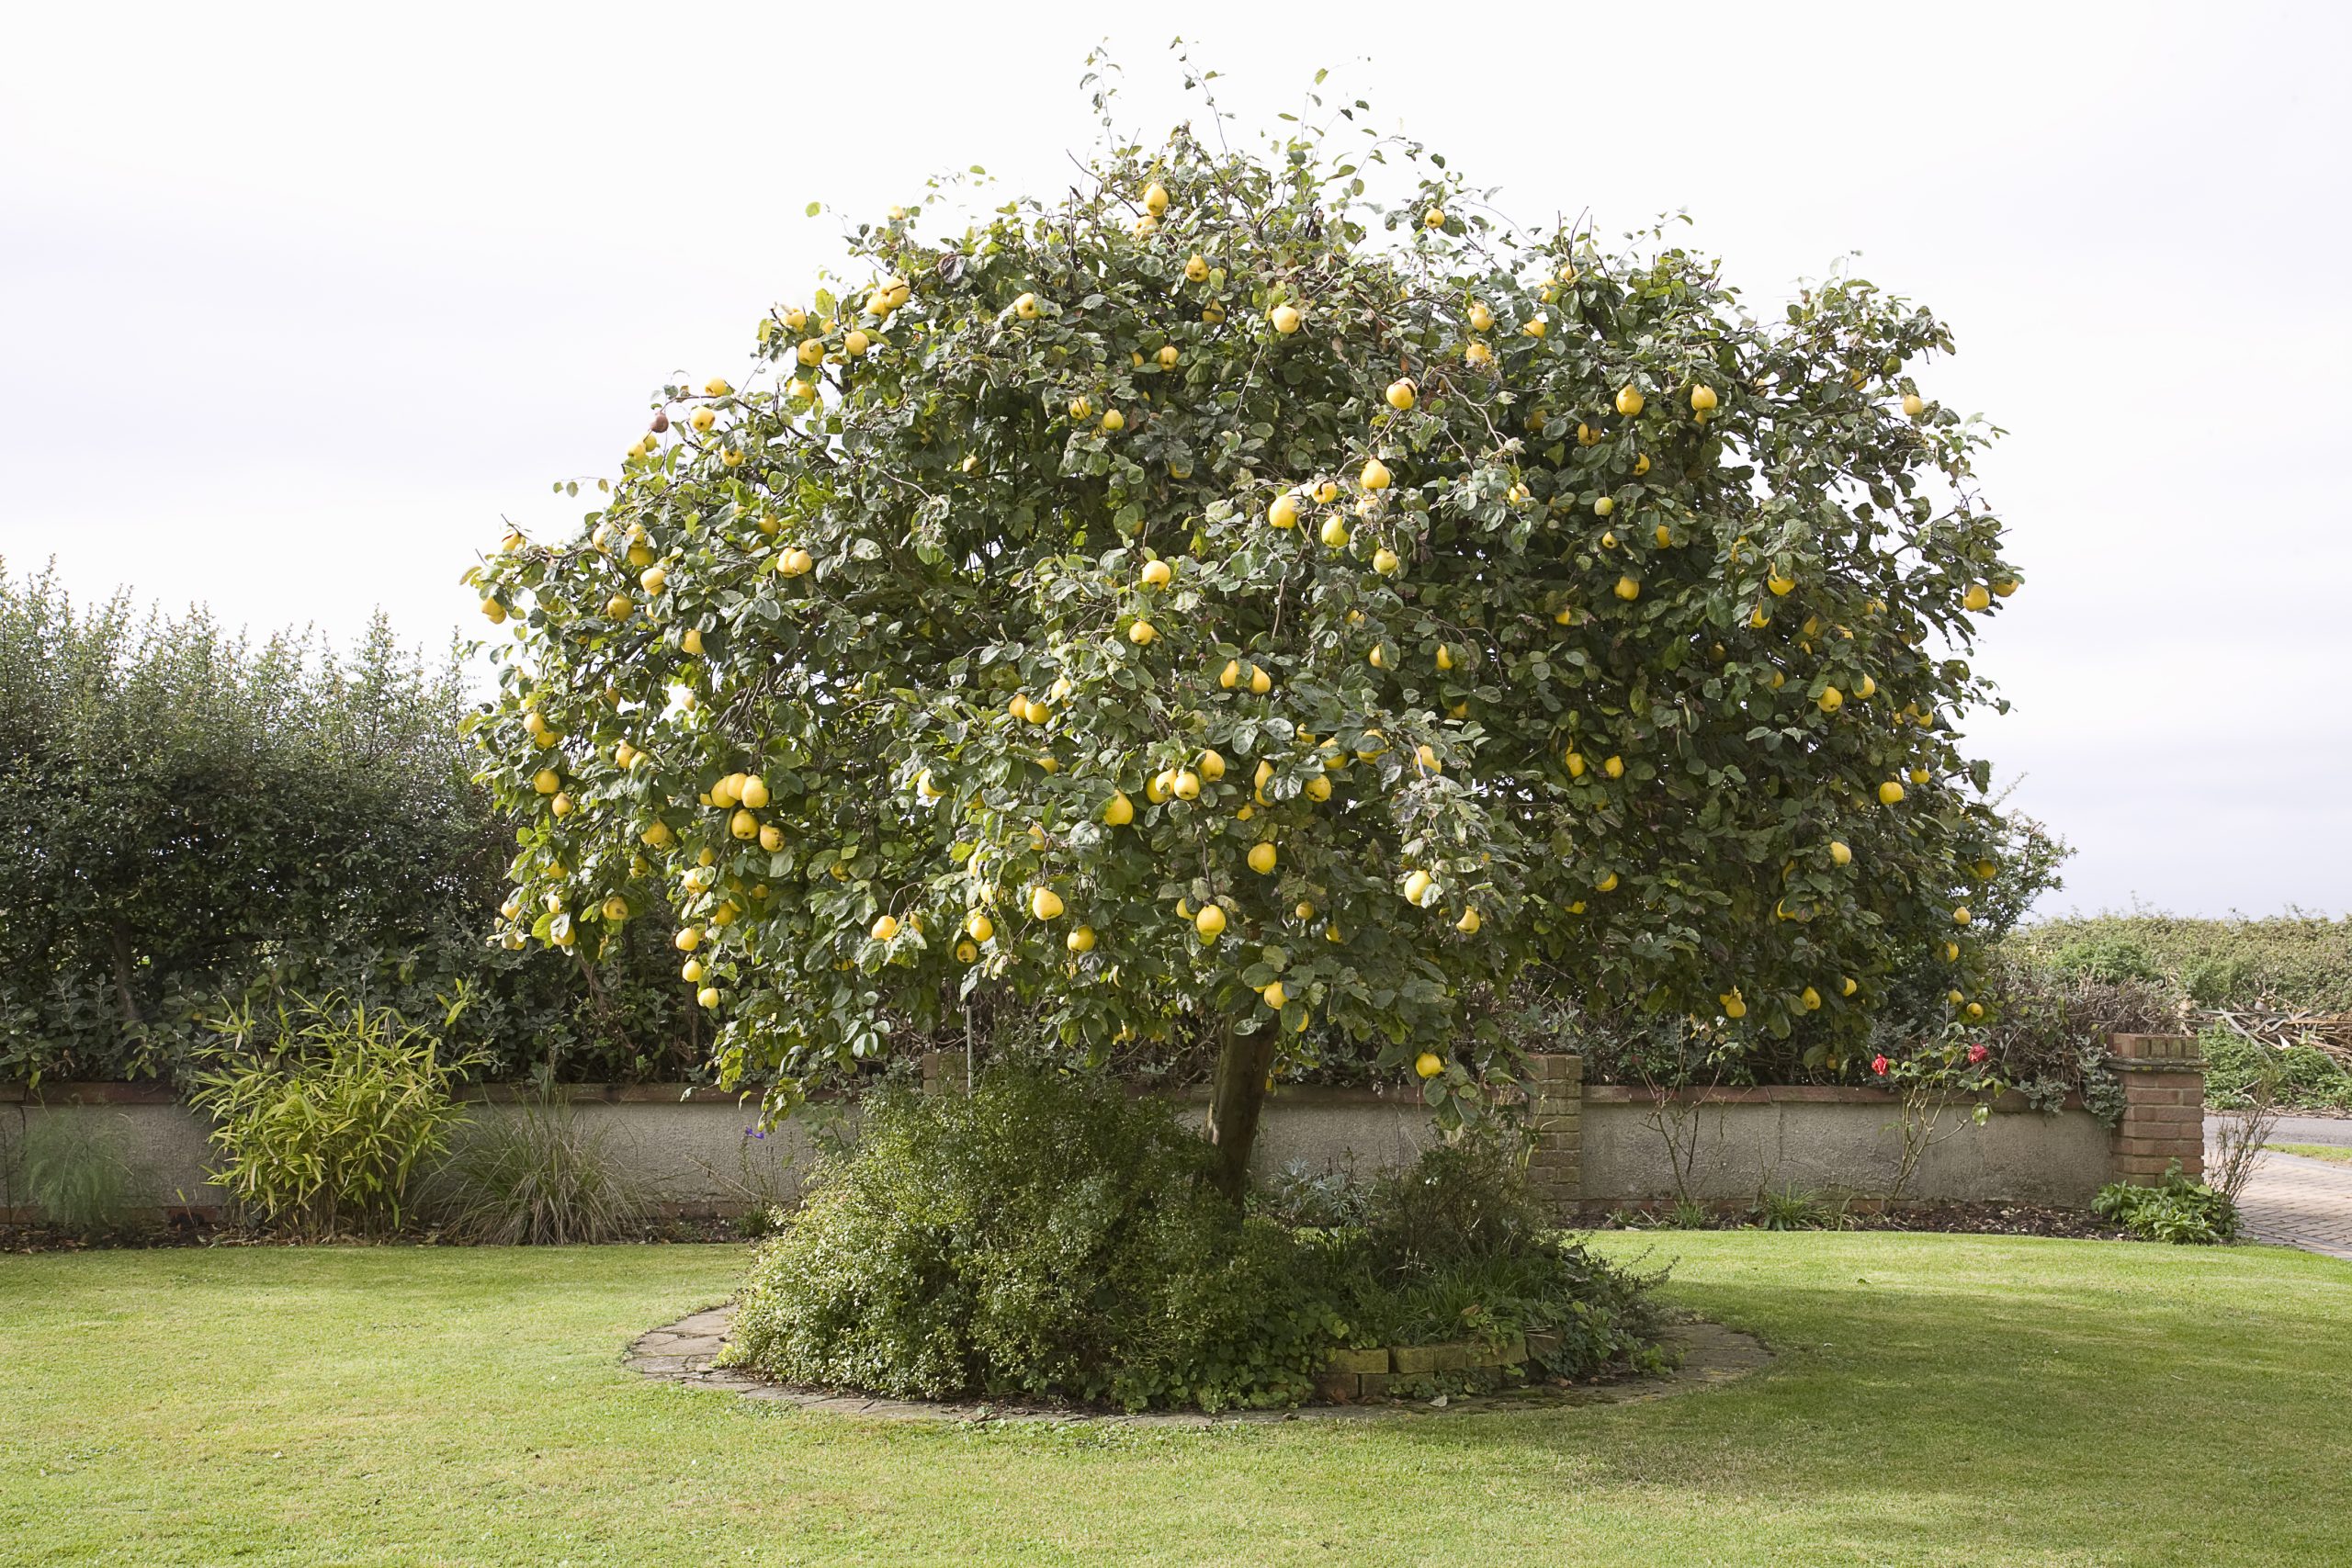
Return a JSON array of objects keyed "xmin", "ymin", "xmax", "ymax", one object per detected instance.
[
  {"xmin": 2108, "ymin": 1032, "xmax": 2205, "ymax": 1184},
  {"xmin": 919, "ymin": 1049, "xmax": 971, "ymax": 1097},
  {"xmin": 1527, "ymin": 1052, "xmax": 1583, "ymax": 1220}
]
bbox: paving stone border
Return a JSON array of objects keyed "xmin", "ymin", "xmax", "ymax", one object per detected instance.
[{"xmin": 624, "ymin": 1305, "xmax": 1770, "ymax": 1424}]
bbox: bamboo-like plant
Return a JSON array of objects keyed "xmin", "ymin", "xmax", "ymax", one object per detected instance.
[{"xmin": 190, "ymin": 992, "xmax": 481, "ymax": 1237}]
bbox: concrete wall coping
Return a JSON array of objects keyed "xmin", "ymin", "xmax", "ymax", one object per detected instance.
[
  {"xmin": 1579, "ymin": 1084, "xmax": 2082, "ymax": 1113},
  {"xmin": 0, "ymin": 1081, "xmax": 758, "ymax": 1107},
  {"xmin": 5, "ymin": 1079, "xmax": 1455, "ymax": 1111},
  {"xmin": 0, "ymin": 1078, "xmax": 2103, "ymax": 1114}
]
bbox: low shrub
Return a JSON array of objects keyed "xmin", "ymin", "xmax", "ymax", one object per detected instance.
[
  {"xmin": 726, "ymin": 1073, "xmax": 1664, "ymax": 1411},
  {"xmin": 726, "ymin": 1072, "xmax": 1342, "ymax": 1412},
  {"xmin": 1255, "ymin": 1157, "xmax": 1374, "ymax": 1230},
  {"xmin": 2094, "ymin": 1163, "xmax": 2236, "ymax": 1246},
  {"xmin": 1329, "ymin": 1126, "xmax": 1667, "ymax": 1377},
  {"xmin": 189, "ymin": 994, "xmax": 479, "ymax": 1236},
  {"xmin": 1360, "ymin": 1125, "xmax": 1550, "ymax": 1275},
  {"xmin": 430, "ymin": 1097, "xmax": 649, "ymax": 1245}
]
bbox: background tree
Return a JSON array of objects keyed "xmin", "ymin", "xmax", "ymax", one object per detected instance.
[{"xmin": 469, "ymin": 74, "xmax": 2024, "ymax": 1200}]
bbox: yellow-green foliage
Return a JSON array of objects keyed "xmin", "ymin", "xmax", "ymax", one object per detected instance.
[{"xmin": 2010, "ymin": 914, "xmax": 2352, "ymax": 1013}]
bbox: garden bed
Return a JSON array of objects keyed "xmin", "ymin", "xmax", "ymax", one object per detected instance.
[
  {"xmin": 0, "ymin": 1213, "xmax": 760, "ymax": 1256},
  {"xmin": 1315, "ymin": 1327, "xmax": 1571, "ymax": 1403},
  {"xmin": 628, "ymin": 1304, "xmax": 1769, "ymax": 1421},
  {"xmin": 1592, "ymin": 1200, "xmax": 2131, "ymax": 1241}
]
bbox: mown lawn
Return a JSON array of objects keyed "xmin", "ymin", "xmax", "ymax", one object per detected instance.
[
  {"xmin": 3, "ymin": 1234, "xmax": 2347, "ymax": 1566},
  {"xmin": 2271, "ymin": 1143, "xmax": 2352, "ymax": 1166}
]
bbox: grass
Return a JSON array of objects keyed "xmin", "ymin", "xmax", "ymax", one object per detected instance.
[
  {"xmin": 4, "ymin": 1235, "xmax": 2350, "ymax": 1566},
  {"xmin": 2271, "ymin": 1143, "xmax": 2352, "ymax": 1166}
]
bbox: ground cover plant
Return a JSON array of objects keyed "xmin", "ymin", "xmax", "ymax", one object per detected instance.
[
  {"xmin": 2093, "ymin": 1163, "xmax": 2237, "ymax": 1246},
  {"xmin": 4, "ymin": 1235, "xmax": 2350, "ymax": 1565},
  {"xmin": 724, "ymin": 1069, "xmax": 1660, "ymax": 1410}
]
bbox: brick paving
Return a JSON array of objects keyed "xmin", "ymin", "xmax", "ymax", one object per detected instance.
[{"xmin": 2207, "ymin": 1122, "xmax": 2352, "ymax": 1259}]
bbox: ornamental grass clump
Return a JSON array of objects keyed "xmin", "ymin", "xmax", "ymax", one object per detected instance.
[
  {"xmin": 431, "ymin": 1095, "xmax": 649, "ymax": 1246},
  {"xmin": 11, "ymin": 1114, "xmax": 145, "ymax": 1239}
]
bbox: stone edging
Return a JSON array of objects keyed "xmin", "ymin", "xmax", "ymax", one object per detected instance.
[{"xmin": 624, "ymin": 1305, "xmax": 1770, "ymax": 1424}]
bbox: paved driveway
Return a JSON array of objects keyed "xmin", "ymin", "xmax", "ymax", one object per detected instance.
[
  {"xmin": 2257, "ymin": 1114, "xmax": 2352, "ymax": 1148},
  {"xmin": 2207, "ymin": 1112, "xmax": 2352, "ymax": 1259}
]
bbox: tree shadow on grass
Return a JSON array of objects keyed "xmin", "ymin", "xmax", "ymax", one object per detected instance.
[{"xmin": 1327, "ymin": 1241, "xmax": 2352, "ymax": 1565}]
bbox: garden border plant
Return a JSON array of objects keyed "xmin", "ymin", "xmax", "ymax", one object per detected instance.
[
  {"xmin": 721, "ymin": 1066, "xmax": 1666, "ymax": 1413},
  {"xmin": 189, "ymin": 993, "xmax": 481, "ymax": 1238}
]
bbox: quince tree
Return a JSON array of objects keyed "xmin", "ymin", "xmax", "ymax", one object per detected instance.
[{"xmin": 469, "ymin": 85, "xmax": 2022, "ymax": 1201}]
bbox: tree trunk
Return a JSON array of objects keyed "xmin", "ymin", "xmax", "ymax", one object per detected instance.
[
  {"xmin": 109, "ymin": 922, "xmax": 143, "ymax": 1029},
  {"xmin": 1204, "ymin": 1022, "xmax": 1274, "ymax": 1207}
]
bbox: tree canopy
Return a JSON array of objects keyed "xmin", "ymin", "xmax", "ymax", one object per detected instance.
[{"xmin": 469, "ymin": 76, "xmax": 2023, "ymax": 1191}]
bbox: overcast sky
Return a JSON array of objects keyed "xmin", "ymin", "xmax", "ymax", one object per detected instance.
[{"xmin": 3, "ymin": 2, "xmax": 2345, "ymax": 919}]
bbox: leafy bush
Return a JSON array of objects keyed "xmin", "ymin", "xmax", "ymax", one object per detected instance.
[
  {"xmin": 2011, "ymin": 913, "xmax": 2352, "ymax": 1013},
  {"xmin": 430, "ymin": 1097, "xmax": 650, "ymax": 1245},
  {"xmin": 726, "ymin": 1073, "xmax": 1662, "ymax": 1411},
  {"xmin": 10, "ymin": 1113, "xmax": 144, "ymax": 1237},
  {"xmin": 726, "ymin": 1072, "xmax": 1342, "ymax": 1412},
  {"xmin": 189, "ymin": 996, "xmax": 478, "ymax": 1236},
  {"xmin": 2201, "ymin": 1025, "xmax": 2352, "ymax": 1111},
  {"xmin": 2094, "ymin": 1163, "xmax": 2236, "ymax": 1246},
  {"xmin": 1359, "ymin": 1124, "xmax": 1549, "ymax": 1274},
  {"xmin": 0, "ymin": 565, "xmax": 695, "ymax": 1088},
  {"xmin": 1312, "ymin": 1127, "xmax": 1666, "ymax": 1376}
]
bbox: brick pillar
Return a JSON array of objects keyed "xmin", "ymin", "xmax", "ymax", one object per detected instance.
[
  {"xmin": 1526, "ymin": 1053, "xmax": 1584, "ymax": 1221},
  {"xmin": 2109, "ymin": 1032, "xmax": 2204, "ymax": 1184},
  {"xmin": 920, "ymin": 1049, "xmax": 970, "ymax": 1097}
]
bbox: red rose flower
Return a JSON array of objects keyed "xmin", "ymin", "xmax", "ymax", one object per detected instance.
[
  {"xmin": 1871, "ymin": 1055, "xmax": 1890, "ymax": 1077},
  {"xmin": 1967, "ymin": 1043, "xmax": 1989, "ymax": 1066}
]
